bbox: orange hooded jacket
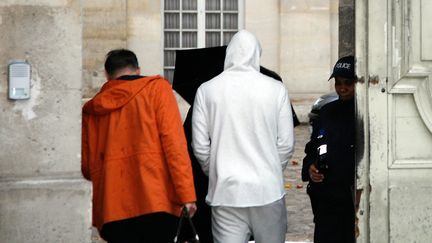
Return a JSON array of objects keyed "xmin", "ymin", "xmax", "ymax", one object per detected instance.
[{"xmin": 81, "ymin": 75, "xmax": 196, "ymax": 231}]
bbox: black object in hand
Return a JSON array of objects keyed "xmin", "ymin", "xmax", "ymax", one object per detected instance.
[{"xmin": 316, "ymin": 129, "xmax": 328, "ymax": 174}]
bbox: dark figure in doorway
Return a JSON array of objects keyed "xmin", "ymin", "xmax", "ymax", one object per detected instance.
[{"xmin": 302, "ymin": 55, "xmax": 357, "ymax": 243}]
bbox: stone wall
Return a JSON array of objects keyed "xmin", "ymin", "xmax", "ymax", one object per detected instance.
[
  {"xmin": 0, "ymin": 1, "xmax": 92, "ymax": 242},
  {"xmin": 126, "ymin": 0, "xmax": 163, "ymax": 77},
  {"xmin": 82, "ymin": 0, "xmax": 127, "ymax": 98},
  {"xmin": 245, "ymin": 0, "xmax": 281, "ymax": 72},
  {"xmin": 280, "ymin": 0, "xmax": 339, "ymax": 122},
  {"xmin": 82, "ymin": 0, "xmax": 162, "ymax": 99}
]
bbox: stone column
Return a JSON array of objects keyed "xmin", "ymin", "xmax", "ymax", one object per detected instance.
[
  {"xmin": 339, "ymin": 0, "xmax": 355, "ymax": 57},
  {"xmin": 0, "ymin": 1, "xmax": 92, "ymax": 242}
]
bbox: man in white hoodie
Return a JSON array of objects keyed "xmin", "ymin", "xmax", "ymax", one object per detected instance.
[{"xmin": 192, "ymin": 30, "xmax": 295, "ymax": 243}]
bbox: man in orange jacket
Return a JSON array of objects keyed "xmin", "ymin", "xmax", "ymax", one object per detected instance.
[{"xmin": 82, "ymin": 49, "xmax": 197, "ymax": 242}]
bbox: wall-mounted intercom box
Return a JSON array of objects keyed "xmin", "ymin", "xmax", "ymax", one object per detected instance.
[{"xmin": 8, "ymin": 60, "xmax": 31, "ymax": 100}]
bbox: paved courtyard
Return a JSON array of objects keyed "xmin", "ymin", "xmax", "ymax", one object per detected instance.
[{"xmin": 284, "ymin": 124, "xmax": 314, "ymax": 242}]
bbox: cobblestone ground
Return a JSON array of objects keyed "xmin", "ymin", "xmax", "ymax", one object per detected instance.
[
  {"xmin": 92, "ymin": 124, "xmax": 315, "ymax": 243},
  {"xmin": 284, "ymin": 124, "xmax": 314, "ymax": 242}
]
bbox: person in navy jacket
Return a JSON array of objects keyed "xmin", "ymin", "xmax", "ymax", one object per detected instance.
[{"xmin": 302, "ymin": 56, "xmax": 357, "ymax": 243}]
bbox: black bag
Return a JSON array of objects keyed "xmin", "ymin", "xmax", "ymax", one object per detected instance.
[{"xmin": 174, "ymin": 207, "xmax": 200, "ymax": 243}]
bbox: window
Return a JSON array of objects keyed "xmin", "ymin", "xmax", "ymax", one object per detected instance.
[{"xmin": 163, "ymin": 0, "xmax": 242, "ymax": 82}]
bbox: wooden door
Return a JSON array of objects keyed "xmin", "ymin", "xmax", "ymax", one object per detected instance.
[{"xmin": 356, "ymin": 0, "xmax": 432, "ymax": 242}]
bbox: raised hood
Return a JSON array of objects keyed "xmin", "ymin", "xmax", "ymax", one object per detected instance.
[
  {"xmin": 83, "ymin": 76, "xmax": 158, "ymax": 115},
  {"xmin": 224, "ymin": 30, "xmax": 262, "ymax": 72}
]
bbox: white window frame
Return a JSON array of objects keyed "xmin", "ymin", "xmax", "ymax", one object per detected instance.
[{"xmin": 162, "ymin": 0, "xmax": 244, "ymax": 82}]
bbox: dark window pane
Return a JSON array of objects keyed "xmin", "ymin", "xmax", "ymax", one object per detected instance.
[
  {"xmin": 206, "ymin": 0, "xmax": 220, "ymax": 10},
  {"xmin": 164, "ymin": 13, "xmax": 179, "ymax": 29},
  {"xmin": 182, "ymin": 13, "xmax": 197, "ymax": 29},
  {"xmin": 164, "ymin": 32, "xmax": 180, "ymax": 48},
  {"xmin": 223, "ymin": 31, "xmax": 236, "ymax": 45},
  {"xmin": 182, "ymin": 32, "xmax": 197, "ymax": 48},
  {"xmin": 165, "ymin": 0, "xmax": 180, "ymax": 10},
  {"xmin": 183, "ymin": 0, "xmax": 197, "ymax": 10},
  {"xmin": 206, "ymin": 13, "xmax": 221, "ymax": 29},
  {"xmin": 164, "ymin": 50, "xmax": 176, "ymax": 66},
  {"xmin": 164, "ymin": 69, "xmax": 174, "ymax": 83},
  {"xmin": 223, "ymin": 0, "xmax": 238, "ymax": 10},
  {"xmin": 206, "ymin": 32, "xmax": 221, "ymax": 47},
  {"xmin": 223, "ymin": 13, "xmax": 238, "ymax": 29}
]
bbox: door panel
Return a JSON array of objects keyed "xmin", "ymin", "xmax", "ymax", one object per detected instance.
[
  {"xmin": 356, "ymin": 0, "xmax": 432, "ymax": 242},
  {"xmin": 389, "ymin": 186, "xmax": 432, "ymax": 242}
]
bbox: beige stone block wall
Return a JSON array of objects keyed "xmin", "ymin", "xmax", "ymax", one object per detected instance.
[
  {"xmin": 279, "ymin": 0, "xmax": 339, "ymax": 122},
  {"xmin": 127, "ymin": 0, "xmax": 163, "ymax": 77},
  {"xmin": 0, "ymin": 1, "xmax": 92, "ymax": 242},
  {"xmin": 82, "ymin": 0, "xmax": 127, "ymax": 98},
  {"xmin": 242, "ymin": 0, "xmax": 339, "ymax": 122},
  {"xmin": 245, "ymin": 0, "xmax": 280, "ymax": 72},
  {"xmin": 0, "ymin": 180, "xmax": 92, "ymax": 243},
  {"xmin": 82, "ymin": 0, "xmax": 163, "ymax": 99}
]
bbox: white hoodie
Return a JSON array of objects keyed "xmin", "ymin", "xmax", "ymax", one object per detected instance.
[{"xmin": 192, "ymin": 30, "xmax": 295, "ymax": 207}]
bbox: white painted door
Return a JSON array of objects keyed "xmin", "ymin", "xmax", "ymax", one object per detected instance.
[{"xmin": 356, "ymin": 0, "xmax": 432, "ymax": 242}]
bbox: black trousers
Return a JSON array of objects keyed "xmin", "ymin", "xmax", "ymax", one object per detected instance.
[
  {"xmin": 100, "ymin": 212, "xmax": 178, "ymax": 243},
  {"xmin": 307, "ymin": 184, "xmax": 355, "ymax": 243}
]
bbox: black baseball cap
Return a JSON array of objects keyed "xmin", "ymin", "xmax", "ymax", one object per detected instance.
[{"xmin": 329, "ymin": 55, "xmax": 355, "ymax": 80}]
